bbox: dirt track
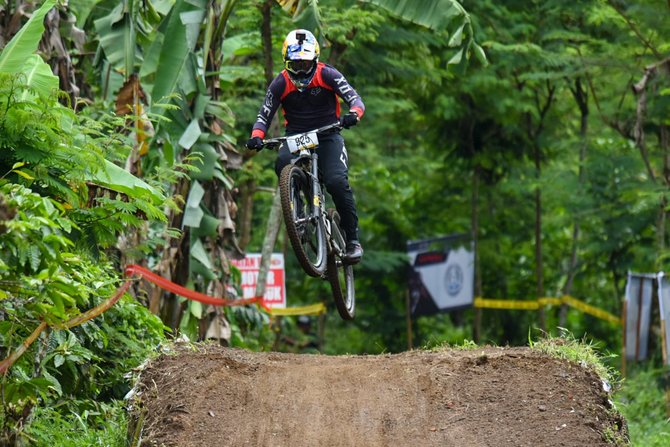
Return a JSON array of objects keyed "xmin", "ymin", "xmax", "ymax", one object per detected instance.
[{"xmin": 130, "ymin": 343, "xmax": 627, "ymax": 446}]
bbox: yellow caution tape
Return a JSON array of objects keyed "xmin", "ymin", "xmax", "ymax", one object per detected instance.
[
  {"xmin": 474, "ymin": 296, "xmax": 621, "ymax": 325},
  {"xmin": 560, "ymin": 295, "xmax": 621, "ymax": 325},
  {"xmin": 264, "ymin": 302, "xmax": 326, "ymax": 316},
  {"xmin": 474, "ymin": 298, "xmax": 540, "ymax": 310},
  {"xmin": 538, "ymin": 298, "xmax": 563, "ymax": 307}
]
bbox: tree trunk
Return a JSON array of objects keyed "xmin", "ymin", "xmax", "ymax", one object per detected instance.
[
  {"xmin": 463, "ymin": 112, "xmax": 483, "ymax": 342},
  {"xmin": 238, "ymin": 178, "xmax": 257, "ymax": 250},
  {"xmin": 239, "ymin": 0, "xmax": 277, "ymax": 250},
  {"xmin": 154, "ymin": 176, "xmax": 191, "ymax": 331},
  {"xmin": 255, "ymin": 188, "xmax": 283, "ymax": 299},
  {"xmin": 261, "ymin": 0, "xmax": 274, "ymax": 84},
  {"xmin": 252, "ymin": 0, "xmax": 285, "ymax": 310},
  {"xmin": 560, "ymin": 78, "xmax": 589, "ymax": 327},
  {"xmin": 535, "ymin": 176, "xmax": 545, "ymax": 332},
  {"xmin": 472, "ymin": 163, "xmax": 482, "ymax": 343},
  {"xmin": 629, "ymin": 60, "xmax": 670, "ymax": 266},
  {"xmin": 528, "ymin": 82, "xmax": 555, "ymax": 334},
  {"xmin": 533, "ymin": 121, "xmax": 545, "ymax": 332},
  {"xmin": 659, "ymin": 124, "xmax": 669, "ymax": 252}
]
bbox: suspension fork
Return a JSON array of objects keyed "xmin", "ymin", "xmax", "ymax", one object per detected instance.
[
  {"xmin": 310, "ymin": 151, "xmax": 324, "ymax": 220},
  {"xmin": 310, "ymin": 150, "xmax": 334, "ymax": 246}
]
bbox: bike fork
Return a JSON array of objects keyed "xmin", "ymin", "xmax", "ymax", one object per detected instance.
[
  {"xmin": 310, "ymin": 152, "xmax": 334, "ymax": 252},
  {"xmin": 311, "ymin": 152, "xmax": 323, "ymax": 220}
]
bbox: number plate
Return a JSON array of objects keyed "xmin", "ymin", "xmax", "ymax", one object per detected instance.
[{"xmin": 286, "ymin": 131, "xmax": 318, "ymax": 153}]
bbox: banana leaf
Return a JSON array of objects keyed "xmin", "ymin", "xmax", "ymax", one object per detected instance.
[
  {"xmin": 0, "ymin": 0, "xmax": 59, "ymax": 97},
  {"xmin": 85, "ymin": 159, "xmax": 164, "ymax": 204},
  {"xmin": 150, "ymin": 0, "xmax": 206, "ymax": 107},
  {"xmin": 360, "ymin": 0, "xmax": 466, "ymax": 31}
]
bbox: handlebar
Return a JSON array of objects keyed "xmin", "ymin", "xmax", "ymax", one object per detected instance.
[{"xmin": 262, "ymin": 122, "xmax": 343, "ymax": 149}]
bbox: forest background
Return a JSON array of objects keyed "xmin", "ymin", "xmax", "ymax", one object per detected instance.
[{"xmin": 0, "ymin": 0, "xmax": 669, "ymax": 445}]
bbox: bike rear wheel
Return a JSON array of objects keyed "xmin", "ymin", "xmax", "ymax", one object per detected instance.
[
  {"xmin": 279, "ymin": 164, "xmax": 327, "ymax": 277},
  {"xmin": 326, "ymin": 210, "xmax": 355, "ymax": 320}
]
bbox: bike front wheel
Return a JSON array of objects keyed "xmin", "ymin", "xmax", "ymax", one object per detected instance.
[
  {"xmin": 279, "ymin": 164, "xmax": 327, "ymax": 277},
  {"xmin": 326, "ymin": 210, "xmax": 356, "ymax": 320}
]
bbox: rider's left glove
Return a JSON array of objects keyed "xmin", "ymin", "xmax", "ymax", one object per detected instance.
[
  {"xmin": 340, "ymin": 111, "xmax": 359, "ymax": 129},
  {"xmin": 246, "ymin": 136, "xmax": 264, "ymax": 151}
]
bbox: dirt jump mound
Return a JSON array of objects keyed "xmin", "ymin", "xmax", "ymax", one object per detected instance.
[{"xmin": 129, "ymin": 344, "xmax": 627, "ymax": 447}]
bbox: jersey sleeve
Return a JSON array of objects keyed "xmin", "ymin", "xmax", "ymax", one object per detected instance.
[
  {"xmin": 250, "ymin": 74, "xmax": 286, "ymax": 138},
  {"xmin": 321, "ymin": 65, "xmax": 365, "ymax": 119}
]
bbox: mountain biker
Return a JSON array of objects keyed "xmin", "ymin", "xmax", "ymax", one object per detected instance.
[{"xmin": 246, "ymin": 29, "xmax": 365, "ymax": 264}]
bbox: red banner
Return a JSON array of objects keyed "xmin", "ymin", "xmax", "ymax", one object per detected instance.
[{"xmin": 230, "ymin": 254, "xmax": 286, "ymax": 308}]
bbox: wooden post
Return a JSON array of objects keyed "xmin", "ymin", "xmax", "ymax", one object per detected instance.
[
  {"xmin": 635, "ymin": 277, "xmax": 644, "ymax": 361},
  {"xmin": 271, "ymin": 315, "xmax": 283, "ymax": 351},
  {"xmin": 255, "ymin": 188, "xmax": 282, "ymax": 301},
  {"xmin": 256, "ymin": 189, "xmax": 283, "ymax": 351},
  {"xmin": 661, "ymin": 316, "xmax": 668, "ymax": 368},
  {"xmin": 317, "ymin": 308, "xmax": 326, "ymax": 352},
  {"xmin": 658, "ymin": 275, "xmax": 670, "ymax": 417},
  {"xmin": 621, "ymin": 300, "xmax": 627, "ymax": 377},
  {"xmin": 473, "ymin": 305, "xmax": 481, "ymax": 344},
  {"xmin": 405, "ymin": 289, "xmax": 413, "ymax": 350}
]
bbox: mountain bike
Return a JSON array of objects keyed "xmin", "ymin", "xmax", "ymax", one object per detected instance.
[{"xmin": 262, "ymin": 122, "xmax": 355, "ymax": 320}]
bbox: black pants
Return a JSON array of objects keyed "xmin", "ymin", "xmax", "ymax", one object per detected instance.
[{"xmin": 275, "ymin": 132, "xmax": 359, "ymax": 242}]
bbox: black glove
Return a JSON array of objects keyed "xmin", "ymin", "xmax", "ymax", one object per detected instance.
[
  {"xmin": 340, "ymin": 112, "xmax": 359, "ymax": 129},
  {"xmin": 246, "ymin": 136, "xmax": 263, "ymax": 151}
]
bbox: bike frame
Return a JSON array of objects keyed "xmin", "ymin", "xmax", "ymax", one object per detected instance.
[
  {"xmin": 262, "ymin": 121, "xmax": 356, "ymax": 319},
  {"xmin": 294, "ymin": 150, "xmax": 324, "ymax": 230},
  {"xmin": 282, "ymin": 123, "xmax": 345, "ymax": 258}
]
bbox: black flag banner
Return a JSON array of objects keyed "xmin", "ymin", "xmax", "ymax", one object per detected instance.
[{"xmin": 407, "ymin": 235, "xmax": 474, "ymax": 317}]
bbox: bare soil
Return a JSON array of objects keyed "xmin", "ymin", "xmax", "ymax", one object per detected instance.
[{"xmin": 130, "ymin": 343, "xmax": 627, "ymax": 447}]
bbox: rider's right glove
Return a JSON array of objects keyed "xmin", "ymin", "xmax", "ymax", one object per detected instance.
[
  {"xmin": 246, "ymin": 136, "xmax": 264, "ymax": 151},
  {"xmin": 340, "ymin": 111, "xmax": 359, "ymax": 129}
]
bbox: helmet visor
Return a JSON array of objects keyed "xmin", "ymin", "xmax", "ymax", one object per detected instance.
[{"xmin": 286, "ymin": 59, "xmax": 315, "ymax": 75}]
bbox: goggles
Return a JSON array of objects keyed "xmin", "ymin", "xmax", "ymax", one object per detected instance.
[{"xmin": 286, "ymin": 59, "xmax": 315, "ymax": 75}]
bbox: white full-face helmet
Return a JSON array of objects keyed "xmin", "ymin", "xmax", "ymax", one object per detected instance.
[{"xmin": 282, "ymin": 29, "xmax": 320, "ymax": 90}]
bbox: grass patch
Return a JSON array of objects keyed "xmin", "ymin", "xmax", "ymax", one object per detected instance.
[
  {"xmin": 529, "ymin": 328, "xmax": 617, "ymax": 383},
  {"xmin": 21, "ymin": 400, "xmax": 128, "ymax": 447},
  {"xmin": 427, "ymin": 339, "xmax": 480, "ymax": 351}
]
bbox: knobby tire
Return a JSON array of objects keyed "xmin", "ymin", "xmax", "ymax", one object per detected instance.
[
  {"xmin": 279, "ymin": 164, "xmax": 327, "ymax": 277},
  {"xmin": 326, "ymin": 209, "xmax": 356, "ymax": 320}
]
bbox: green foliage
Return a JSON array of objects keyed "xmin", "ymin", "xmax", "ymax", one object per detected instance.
[
  {"xmin": 416, "ymin": 314, "xmax": 473, "ymax": 350},
  {"xmin": 0, "ymin": 7, "xmax": 175, "ymax": 441},
  {"xmin": 4, "ymin": 0, "xmax": 670, "ymax": 439},
  {"xmin": 0, "ymin": 75, "xmax": 95, "ymax": 206},
  {"xmin": 360, "ymin": 0, "xmax": 487, "ymax": 70},
  {"xmin": 0, "ymin": 74, "xmax": 169, "ymax": 253},
  {"xmin": 20, "ymin": 400, "xmax": 128, "ymax": 447},
  {"xmin": 225, "ymin": 304, "xmax": 273, "ymax": 350},
  {"xmin": 219, "ymin": 0, "xmax": 670, "ymax": 362},
  {"xmin": 0, "ymin": 182, "xmax": 166, "ymax": 441},
  {"xmin": 616, "ymin": 366, "xmax": 670, "ymax": 447},
  {"xmin": 0, "ymin": 183, "xmax": 89, "ymax": 323},
  {"xmin": 79, "ymin": 295, "xmax": 166, "ymax": 399},
  {"xmin": 0, "ymin": 0, "xmax": 59, "ymax": 98}
]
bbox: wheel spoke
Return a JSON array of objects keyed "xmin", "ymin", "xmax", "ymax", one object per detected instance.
[
  {"xmin": 279, "ymin": 164, "xmax": 326, "ymax": 277},
  {"xmin": 326, "ymin": 209, "xmax": 355, "ymax": 320}
]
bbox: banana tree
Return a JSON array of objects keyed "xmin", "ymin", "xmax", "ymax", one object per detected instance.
[
  {"xmin": 87, "ymin": 0, "xmax": 252, "ymax": 337},
  {"xmin": 0, "ymin": 0, "xmax": 59, "ymax": 98},
  {"xmin": 0, "ymin": 6, "xmax": 171, "ymax": 439},
  {"xmin": 360, "ymin": 0, "xmax": 487, "ymax": 69}
]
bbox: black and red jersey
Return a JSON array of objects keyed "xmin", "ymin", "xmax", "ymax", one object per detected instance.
[{"xmin": 251, "ymin": 62, "xmax": 365, "ymax": 138}]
